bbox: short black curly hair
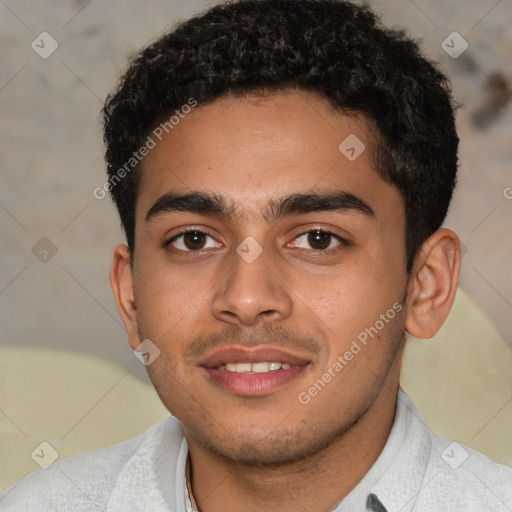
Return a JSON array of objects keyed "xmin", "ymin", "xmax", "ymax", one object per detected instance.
[{"xmin": 102, "ymin": 0, "xmax": 459, "ymax": 272}]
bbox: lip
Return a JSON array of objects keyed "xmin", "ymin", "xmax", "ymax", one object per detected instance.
[
  {"xmin": 199, "ymin": 346, "xmax": 311, "ymax": 397},
  {"xmin": 199, "ymin": 346, "xmax": 311, "ymax": 368}
]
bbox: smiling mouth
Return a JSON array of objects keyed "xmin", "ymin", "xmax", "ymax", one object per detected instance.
[
  {"xmin": 203, "ymin": 360, "xmax": 310, "ymax": 396},
  {"xmin": 199, "ymin": 346, "xmax": 312, "ymax": 396},
  {"xmin": 215, "ymin": 361, "xmax": 294, "ymax": 373}
]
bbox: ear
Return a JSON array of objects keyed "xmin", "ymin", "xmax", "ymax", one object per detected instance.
[
  {"xmin": 405, "ymin": 229, "xmax": 461, "ymax": 339},
  {"xmin": 110, "ymin": 243, "xmax": 141, "ymax": 350}
]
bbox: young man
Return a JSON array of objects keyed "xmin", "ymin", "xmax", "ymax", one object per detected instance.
[{"xmin": 2, "ymin": 0, "xmax": 511, "ymax": 510}]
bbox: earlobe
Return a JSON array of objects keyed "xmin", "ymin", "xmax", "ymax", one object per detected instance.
[
  {"xmin": 110, "ymin": 243, "xmax": 141, "ymax": 349},
  {"xmin": 405, "ymin": 229, "xmax": 461, "ymax": 339}
]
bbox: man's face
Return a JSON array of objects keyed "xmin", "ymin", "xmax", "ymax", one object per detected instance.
[{"xmin": 130, "ymin": 90, "xmax": 409, "ymax": 465}]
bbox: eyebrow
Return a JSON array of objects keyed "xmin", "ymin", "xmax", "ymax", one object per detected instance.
[{"xmin": 145, "ymin": 190, "xmax": 375, "ymax": 223}]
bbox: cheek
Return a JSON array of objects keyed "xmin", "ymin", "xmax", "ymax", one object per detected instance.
[
  {"xmin": 136, "ymin": 253, "xmax": 209, "ymax": 314},
  {"xmin": 291, "ymin": 259, "xmax": 404, "ymax": 348}
]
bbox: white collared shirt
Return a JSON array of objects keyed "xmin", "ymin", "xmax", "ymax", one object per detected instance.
[{"xmin": 1, "ymin": 389, "xmax": 511, "ymax": 511}]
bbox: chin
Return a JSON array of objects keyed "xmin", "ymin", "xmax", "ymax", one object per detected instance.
[{"xmin": 190, "ymin": 420, "xmax": 353, "ymax": 468}]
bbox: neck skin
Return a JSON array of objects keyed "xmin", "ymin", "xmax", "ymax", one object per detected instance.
[{"xmin": 185, "ymin": 357, "xmax": 402, "ymax": 512}]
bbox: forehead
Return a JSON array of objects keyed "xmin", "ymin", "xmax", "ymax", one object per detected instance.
[{"xmin": 136, "ymin": 90, "xmax": 400, "ymax": 222}]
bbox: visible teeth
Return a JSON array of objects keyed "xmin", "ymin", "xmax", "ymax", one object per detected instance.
[
  {"xmin": 218, "ymin": 362, "xmax": 291, "ymax": 373},
  {"xmin": 252, "ymin": 362, "xmax": 270, "ymax": 373},
  {"xmin": 236, "ymin": 363, "xmax": 252, "ymax": 373}
]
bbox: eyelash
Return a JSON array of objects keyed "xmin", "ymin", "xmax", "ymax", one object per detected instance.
[{"xmin": 165, "ymin": 227, "xmax": 350, "ymax": 257}]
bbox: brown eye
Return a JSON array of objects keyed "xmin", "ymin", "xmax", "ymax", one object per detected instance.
[
  {"xmin": 182, "ymin": 231, "xmax": 207, "ymax": 250},
  {"xmin": 168, "ymin": 230, "xmax": 221, "ymax": 252},
  {"xmin": 307, "ymin": 230, "xmax": 332, "ymax": 250},
  {"xmin": 291, "ymin": 229, "xmax": 347, "ymax": 252}
]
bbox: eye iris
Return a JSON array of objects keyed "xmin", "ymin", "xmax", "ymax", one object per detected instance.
[
  {"xmin": 183, "ymin": 231, "xmax": 206, "ymax": 250},
  {"xmin": 308, "ymin": 230, "xmax": 331, "ymax": 250}
]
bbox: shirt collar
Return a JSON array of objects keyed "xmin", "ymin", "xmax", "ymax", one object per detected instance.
[
  {"xmin": 369, "ymin": 389, "xmax": 432, "ymax": 511},
  {"xmin": 184, "ymin": 454, "xmax": 198, "ymax": 512},
  {"xmin": 333, "ymin": 388, "xmax": 432, "ymax": 512}
]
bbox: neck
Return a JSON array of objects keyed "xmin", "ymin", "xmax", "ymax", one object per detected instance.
[{"xmin": 186, "ymin": 379, "xmax": 400, "ymax": 512}]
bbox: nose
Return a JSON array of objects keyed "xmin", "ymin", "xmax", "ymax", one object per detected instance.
[{"xmin": 210, "ymin": 244, "xmax": 293, "ymax": 327}]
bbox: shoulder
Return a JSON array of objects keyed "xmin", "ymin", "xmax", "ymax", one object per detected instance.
[
  {"xmin": 387, "ymin": 390, "xmax": 512, "ymax": 510},
  {"xmin": 0, "ymin": 416, "xmax": 182, "ymax": 512},
  {"xmin": 419, "ymin": 436, "xmax": 512, "ymax": 510}
]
